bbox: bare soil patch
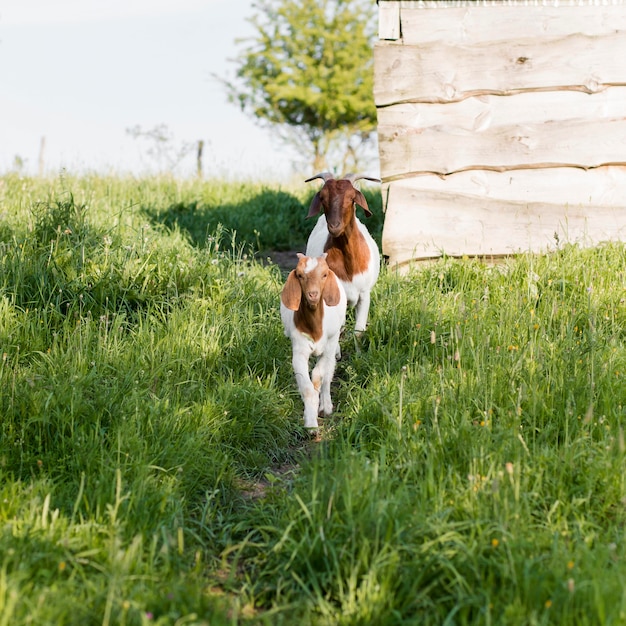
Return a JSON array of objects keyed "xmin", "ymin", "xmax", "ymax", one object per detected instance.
[{"xmin": 259, "ymin": 250, "xmax": 302, "ymax": 274}]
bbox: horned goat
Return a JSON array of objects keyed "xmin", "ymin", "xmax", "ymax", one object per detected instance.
[
  {"xmin": 305, "ymin": 172, "xmax": 381, "ymax": 333},
  {"xmin": 280, "ymin": 253, "xmax": 347, "ymax": 429}
]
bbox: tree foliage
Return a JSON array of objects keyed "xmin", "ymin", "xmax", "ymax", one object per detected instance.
[{"xmin": 223, "ymin": 0, "xmax": 378, "ymax": 173}]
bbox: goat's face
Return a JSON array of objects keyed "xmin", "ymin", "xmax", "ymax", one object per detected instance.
[
  {"xmin": 307, "ymin": 179, "xmax": 371, "ymax": 237},
  {"xmin": 295, "ymin": 254, "xmax": 330, "ymax": 308},
  {"xmin": 281, "ymin": 254, "xmax": 341, "ymax": 311}
]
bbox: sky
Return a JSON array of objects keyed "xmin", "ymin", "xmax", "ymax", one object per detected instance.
[{"xmin": 0, "ymin": 0, "xmax": 302, "ymax": 180}]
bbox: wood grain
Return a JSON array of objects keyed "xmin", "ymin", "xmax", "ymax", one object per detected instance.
[
  {"xmin": 382, "ymin": 168, "xmax": 626, "ymax": 266},
  {"xmin": 374, "ymin": 31, "xmax": 626, "ymax": 106},
  {"xmin": 374, "ymin": 0, "xmax": 626, "ymax": 268}
]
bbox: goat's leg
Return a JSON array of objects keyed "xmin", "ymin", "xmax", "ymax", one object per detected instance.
[
  {"xmin": 293, "ymin": 352, "xmax": 319, "ymax": 429},
  {"xmin": 314, "ymin": 348, "xmax": 337, "ymax": 417},
  {"xmin": 354, "ymin": 292, "xmax": 371, "ymax": 334}
]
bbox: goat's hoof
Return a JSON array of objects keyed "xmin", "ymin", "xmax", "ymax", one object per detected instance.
[
  {"xmin": 304, "ymin": 424, "xmax": 320, "ymax": 441},
  {"xmin": 307, "ymin": 429, "xmax": 322, "ymax": 442}
]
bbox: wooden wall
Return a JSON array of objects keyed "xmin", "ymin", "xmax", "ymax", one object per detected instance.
[{"xmin": 375, "ymin": 0, "xmax": 626, "ymax": 270}]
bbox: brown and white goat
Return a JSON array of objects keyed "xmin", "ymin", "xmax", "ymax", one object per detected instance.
[
  {"xmin": 280, "ymin": 253, "xmax": 347, "ymax": 429},
  {"xmin": 305, "ymin": 172, "xmax": 380, "ymax": 333}
]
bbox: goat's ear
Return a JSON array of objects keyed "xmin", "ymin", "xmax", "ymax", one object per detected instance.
[
  {"xmin": 281, "ymin": 271, "xmax": 302, "ymax": 310},
  {"xmin": 307, "ymin": 193, "xmax": 323, "ymax": 218},
  {"xmin": 354, "ymin": 190, "xmax": 372, "ymax": 218},
  {"xmin": 323, "ymin": 272, "xmax": 342, "ymax": 307}
]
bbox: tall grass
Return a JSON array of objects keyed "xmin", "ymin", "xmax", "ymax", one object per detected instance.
[{"xmin": 1, "ymin": 173, "xmax": 625, "ymax": 625}]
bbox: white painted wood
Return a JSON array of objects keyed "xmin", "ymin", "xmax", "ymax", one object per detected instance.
[
  {"xmin": 378, "ymin": 0, "xmax": 626, "ymax": 7},
  {"xmin": 374, "ymin": 30, "xmax": 626, "ymax": 106},
  {"xmin": 379, "ymin": 1, "xmax": 401, "ymax": 40},
  {"xmin": 378, "ymin": 118, "xmax": 626, "ymax": 178},
  {"xmin": 382, "ymin": 168, "xmax": 626, "ymax": 268},
  {"xmin": 375, "ymin": 0, "xmax": 626, "ymax": 268},
  {"xmin": 377, "ymin": 89, "xmax": 626, "ymax": 178},
  {"xmin": 397, "ymin": 5, "xmax": 626, "ymax": 45},
  {"xmin": 378, "ymin": 88, "xmax": 626, "ymax": 129},
  {"xmin": 384, "ymin": 167, "xmax": 626, "ymax": 212}
]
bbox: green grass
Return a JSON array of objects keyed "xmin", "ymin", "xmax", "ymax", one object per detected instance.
[{"xmin": 1, "ymin": 173, "xmax": 625, "ymax": 625}]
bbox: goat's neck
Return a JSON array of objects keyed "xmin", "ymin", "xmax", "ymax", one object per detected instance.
[
  {"xmin": 294, "ymin": 302, "xmax": 324, "ymax": 342},
  {"xmin": 324, "ymin": 219, "xmax": 369, "ymax": 281}
]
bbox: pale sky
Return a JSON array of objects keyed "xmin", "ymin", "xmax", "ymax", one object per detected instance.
[{"xmin": 0, "ymin": 0, "xmax": 302, "ymax": 180}]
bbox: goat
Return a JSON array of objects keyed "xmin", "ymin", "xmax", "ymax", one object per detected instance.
[
  {"xmin": 280, "ymin": 253, "xmax": 347, "ymax": 429},
  {"xmin": 305, "ymin": 172, "xmax": 381, "ymax": 333}
]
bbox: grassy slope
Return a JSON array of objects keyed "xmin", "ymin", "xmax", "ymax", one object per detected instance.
[{"xmin": 0, "ymin": 174, "xmax": 625, "ymax": 625}]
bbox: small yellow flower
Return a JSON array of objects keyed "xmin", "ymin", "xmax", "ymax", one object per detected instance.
[
  {"xmin": 567, "ymin": 560, "xmax": 575, "ymax": 570},
  {"xmin": 58, "ymin": 561, "xmax": 66, "ymax": 572},
  {"xmin": 491, "ymin": 538, "xmax": 499, "ymax": 548},
  {"xmin": 545, "ymin": 600, "xmax": 552, "ymax": 609}
]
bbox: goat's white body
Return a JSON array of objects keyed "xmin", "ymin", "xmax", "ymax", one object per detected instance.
[
  {"xmin": 306, "ymin": 214, "xmax": 380, "ymax": 332},
  {"xmin": 280, "ymin": 280, "xmax": 347, "ymax": 429}
]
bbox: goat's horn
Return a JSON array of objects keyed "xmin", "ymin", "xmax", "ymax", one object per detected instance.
[
  {"xmin": 343, "ymin": 173, "xmax": 381, "ymax": 184},
  {"xmin": 305, "ymin": 172, "xmax": 335, "ymax": 183}
]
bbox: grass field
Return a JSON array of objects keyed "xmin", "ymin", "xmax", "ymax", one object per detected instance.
[{"xmin": 1, "ymin": 173, "xmax": 625, "ymax": 625}]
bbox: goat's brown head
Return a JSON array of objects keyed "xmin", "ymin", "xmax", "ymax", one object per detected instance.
[
  {"xmin": 305, "ymin": 172, "xmax": 381, "ymax": 238},
  {"xmin": 281, "ymin": 253, "xmax": 342, "ymax": 311}
]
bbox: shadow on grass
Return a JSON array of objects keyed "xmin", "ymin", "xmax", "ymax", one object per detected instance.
[
  {"xmin": 142, "ymin": 188, "xmax": 310, "ymax": 253},
  {"xmin": 141, "ymin": 187, "xmax": 385, "ymax": 261}
]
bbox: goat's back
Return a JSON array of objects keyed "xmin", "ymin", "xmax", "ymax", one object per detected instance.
[{"xmin": 305, "ymin": 215, "xmax": 331, "ymax": 258}]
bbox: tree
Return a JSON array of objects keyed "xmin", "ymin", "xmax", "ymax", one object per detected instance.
[
  {"xmin": 126, "ymin": 124, "xmax": 196, "ymax": 175},
  {"xmin": 222, "ymin": 0, "xmax": 378, "ymax": 173}
]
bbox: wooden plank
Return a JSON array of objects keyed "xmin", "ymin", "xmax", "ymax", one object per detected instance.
[
  {"xmin": 381, "ymin": 0, "xmax": 626, "ymax": 7},
  {"xmin": 379, "ymin": 1, "xmax": 400, "ymax": 40},
  {"xmin": 378, "ymin": 88, "xmax": 626, "ymax": 130},
  {"xmin": 378, "ymin": 118, "xmax": 626, "ymax": 178},
  {"xmin": 397, "ymin": 5, "xmax": 626, "ymax": 45},
  {"xmin": 383, "ymin": 167, "xmax": 626, "ymax": 212},
  {"xmin": 381, "ymin": 168, "xmax": 626, "ymax": 267},
  {"xmin": 377, "ymin": 89, "xmax": 626, "ymax": 178},
  {"xmin": 375, "ymin": 1, "xmax": 626, "ymax": 268},
  {"xmin": 374, "ymin": 31, "xmax": 626, "ymax": 106}
]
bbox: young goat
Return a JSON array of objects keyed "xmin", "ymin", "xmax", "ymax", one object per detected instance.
[
  {"xmin": 305, "ymin": 172, "xmax": 381, "ymax": 333},
  {"xmin": 280, "ymin": 253, "xmax": 347, "ymax": 429}
]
